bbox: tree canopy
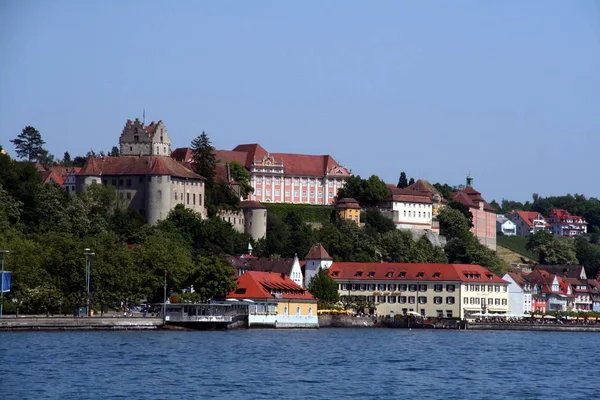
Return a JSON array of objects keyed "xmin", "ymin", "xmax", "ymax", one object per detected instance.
[
  {"xmin": 336, "ymin": 175, "xmax": 390, "ymax": 207},
  {"xmin": 307, "ymin": 268, "xmax": 340, "ymax": 307},
  {"xmin": 10, "ymin": 126, "xmax": 46, "ymax": 162},
  {"xmin": 191, "ymin": 131, "xmax": 216, "ymax": 189}
]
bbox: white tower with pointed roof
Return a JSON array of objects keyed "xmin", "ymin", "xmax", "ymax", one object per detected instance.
[{"xmin": 303, "ymin": 243, "xmax": 333, "ymax": 288}]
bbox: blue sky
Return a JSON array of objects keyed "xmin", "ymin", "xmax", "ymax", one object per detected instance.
[{"xmin": 1, "ymin": 1, "xmax": 599, "ymax": 203}]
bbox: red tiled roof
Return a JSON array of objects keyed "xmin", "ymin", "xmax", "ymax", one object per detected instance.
[
  {"xmin": 512, "ymin": 211, "xmax": 550, "ymax": 228},
  {"xmin": 240, "ymin": 200, "xmax": 266, "ymax": 209},
  {"xmin": 232, "ymin": 144, "xmax": 269, "ymax": 166},
  {"xmin": 305, "ymin": 244, "xmax": 333, "ymax": 260},
  {"xmin": 79, "ymin": 155, "xmax": 204, "ymax": 180},
  {"xmin": 453, "ymin": 187, "xmax": 495, "ymax": 212},
  {"xmin": 214, "ymin": 150, "xmax": 248, "ymax": 166},
  {"xmin": 269, "ymin": 153, "xmax": 349, "ymax": 177},
  {"xmin": 335, "ymin": 198, "xmax": 360, "ymax": 209},
  {"xmin": 506, "ymin": 271, "xmax": 529, "ymax": 289},
  {"xmin": 171, "ymin": 147, "xmax": 193, "ymax": 163},
  {"xmin": 328, "ymin": 262, "xmax": 507, "ymax": 283},
  {"xmin": 548, "ymin": 209, "xmax": 586, "ymax": 223},
  {"xmin": 227, "ymin": 271, "xmax": 316, "ymax": 300}
]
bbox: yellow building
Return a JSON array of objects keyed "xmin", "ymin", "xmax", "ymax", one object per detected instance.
[
  {"xmin": 335, "ymin": 197, "xmax": 361, "ymax": 225},
  {"xmin": 227, "ymin": 271, "xmax": 319, "ymax": 328}
]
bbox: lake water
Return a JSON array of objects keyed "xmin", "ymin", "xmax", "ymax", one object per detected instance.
[{"xmin": 0, "ymin": 329, "xmax": 597, "ymax": 399}]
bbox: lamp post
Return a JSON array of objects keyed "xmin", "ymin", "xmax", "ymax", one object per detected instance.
[
  {"xmin": 163, "ymin": 270, "xmax": 167, "ymax": 322},
  {"xmin": 83, "ymin": 249, "xmax": 95, "ymax": 317},
  {"xmin": 0, "ymin": 250, "xmax": 9, "ymax": 319}
]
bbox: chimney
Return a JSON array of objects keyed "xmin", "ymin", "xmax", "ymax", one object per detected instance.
[{"xmin": 281, "ymin": 272, "xmax": 285, "ymax": 279}]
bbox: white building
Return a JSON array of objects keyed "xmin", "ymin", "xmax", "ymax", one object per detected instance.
[
  {"xmin": 503, "ymin": 272, "xmax": 533, "ymax": 315},
  {"xmin": 496, "ymin": 215, "xmax": 516, "ymax": 236},
  {"xmin": 547, "ymin": 209, "xmax": 588, "ymax": 237},
  {"xmin": 508, "ymin": 210, "xmax": 549, "ymax": 236},
  {"xmin": 379, "ymin": 186, "xmax": 435, "ymax": 232},
  {"xmin": 303, "ymin": 243, "xmax": 333, "ymax": 288}
]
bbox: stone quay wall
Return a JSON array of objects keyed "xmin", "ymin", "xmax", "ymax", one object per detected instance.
[
  {"xmin": 318, "ymin": 315, "xmax": 375, "ymax": 328},
  {"xmin": 0, "ymin": 317, "xmax": 164, "ymax": 331}
]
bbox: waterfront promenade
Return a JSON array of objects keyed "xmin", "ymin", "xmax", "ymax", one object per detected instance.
[{"xmin": 0, "ymin": 315, "xmax": 163, "ymax": 331}]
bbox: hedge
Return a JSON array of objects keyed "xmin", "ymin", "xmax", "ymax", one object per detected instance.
[{"xmin": 262, "ymin": 203, "xmax": 333, "ymax": 224}]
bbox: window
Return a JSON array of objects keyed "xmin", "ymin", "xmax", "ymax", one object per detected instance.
[
  {"xmin": 119, "ymin": 179, "xmax": 124, "ymax": 186},
  {"xmin": 463, "ymin": 297, "xmax": 469, "ymax": 304},
  {"xmin": 386, "ymin": 272, "xmax": 393, "ymax": 278},
  {"xmin": 157, "ymin": 176, "xmax": 162, "ymax": 183},
  {"xmin": 187, "ymin": 193, "xmax": 190, "ymax": 204},
  {"xmin": 355, "ymin": 271, "xmax": 363, "ymax": 277},
  {"xmin": 193, "ymin": 193, "xmax": 196, "ymax": 205},
  {"xmin": 294, "ymin": 190, "xmax": 299, "ymax": 197},
  {"xmin": 399, "ymin": 296, "xmax": 407, "ymax": 304},
  {"xmin": 488, "ymin": 298, "xmax": 493, "ymax": 305},
  {"xmin": 408, "ymin": 296, "xmax": 416, "ymax": 304},
  {"xmin": 296, "ymin": 306, "xmax": 300, "ymax": 315},
  {"xmin": 318, "ymin": 192, "xmax": 323, "ymax": 198},
  {"xmin": 266, "ymin": 178, "xmax": 271, "ymax": 185},
  {"xmin": 377, "ymin": 296, "xmax": 386, "ymax": 303},
  {"xmin": 404, "ymin": 210, "xmax": 406, "ymax": 217},
  {"xmin": 257, "ymin": 189, "xmax": 262, "ymax": 195},
  {"xmin": 266, "ymin": 189, "xmax": 271, "ymax": 196},
  {"xmin": 418, "ymin": 296, "xmax": 427, "ymax": 304},
  {"xmin": 417, "ymin": 272, "xmax": 424, "ymax": 278},
  {"xmin": 495, "ymin": 298, "xmax": 500, "ymax": 305},
  {"xmin": 408, "ymin": 284, "xmax": 417, "ymax": 292},
  {"xmin": 446, "ymin": 297, "xmax": 455, "ymax": 304},
  {"xmin": 503, "ymin": 286, "xmax": 507, "ymax": 292},
  {"xmin": 433, "ymin": 272, "xmax": 440, "ymax": 278},
  {"xmin": 139, "ymin": 176, "xmax": 143, "ymax": 183},
  {"xmin": 388, "ymin": 296, "xmax": 396, "ymax": 303},
  {"xmin": 275, "ymin": 189, "xmax": 280, "ymax": 196},
  {"xmin": 399, "ymin": 271, "xmax": 407, "ymax": 277},
  {"xmin": 434, "ymin": 284, "xmax": 443, "ymax": 292},
  {"xmin": 399, "ymin": 284, "xmax": 407, "ymax": 291},
  {"xmin": 328, "ymin": 192, "xmax": 333, "ymax": 198},
  {"xmin": 446, "ymin": 285, "xmax": 455, "ymax": 292},
  {"xmin": 275, "ymin": 178, "xmax": 280, "ymax": 185},
  {"xmin": 367, "ymin": 271, "xmax": 375, "ymax": 277},
  {"xmin": 502, "ymin": 299, "xmax": 507, "ymax": 306},
  {"xmin": 434, "ymin": 296, "xmax": 443, "ymax": 304},
  {"xmin": 257, "ymin": 177, "xmax": 263, "ymax": 184},
  {"xmin": 112, "ymin": 179, "xmax": 116, "ymax": 186},
  {"xmin": 302, "ymin": 190, "xmax": 307, "ymax": 197},
  {"xmin": 488, "ymin": 285, "xmax": 493, "ymax": 292},
  {"xmin": 285, "ymin": 190, "xmax": 290, "ymax": 197},
  {"xmin": 419, "ymin": 284, "xmax": 427, "ymax": 292},
  {"xmin": 446, "ymin": 310, "xmax": 453, "ymax": 318},
  {"xmin": 134, "ymin": 135, "xmax": 139, "ymax": 142},
  {"xmin": 495, "ymin": 286, "xmax": 500, "ymax": 292},
  {"xmin": 284, "ymin": 306, "xmax": 288, "ymax": 315}
]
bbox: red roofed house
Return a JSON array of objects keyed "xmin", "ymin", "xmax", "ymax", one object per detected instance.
[
  {"xmin": 507, "ymin": 210, "xmax": 549, "ymax": 236},
  {"xmin": 452, "ymin": 174, "xmax": 497, "ymax": 250},
  {"xmin": 227, "ymin": 271, "xmax": 318, "ymax": 328},
  {"xmin": 76, "ymin": 119, "xmax": 207, "ymax": 224},
  {"xmin": 328, "ymin": 261, "xmax": 508, "ymax": 319},
  {"xmin": 547, "ymin": 209, "xmax": 588, "ymax": 238},
  {"xmin": 525, "ymin": 269, "xmax": 574, "ymax": 311},
  {"xmin": 172, "ymin": 143, "xmax": 351, "ymax": 205}
]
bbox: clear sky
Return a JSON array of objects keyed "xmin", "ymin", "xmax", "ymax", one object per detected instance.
[{"xmin": 1, "ymin": 1, "xmax": 599, "ymax": 203}]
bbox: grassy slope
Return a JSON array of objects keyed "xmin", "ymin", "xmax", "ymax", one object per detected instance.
[{"xmin": 496, "ymin": 236, "xmax": 538, "ymax": 262}]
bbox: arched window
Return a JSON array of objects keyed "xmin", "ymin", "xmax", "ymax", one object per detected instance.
[
  {"xmin": 284, "ymin": 306, "xmax": 288, "ymax": 315},
  {"xmin": 296, "ymin": 306, "xmax": 301, "ymax": 316},
  {"xmin": 308, "ymin": 307, "xmax": 313, "ymax": 316}
]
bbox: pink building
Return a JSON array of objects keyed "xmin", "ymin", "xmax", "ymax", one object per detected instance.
[
  {"xmin": 172, "ymin": 144, "xmax": 351, "ymax": 205},
  {"xmin": 452, "ymin": 175, "xmax": 497, "ymax": 250}
]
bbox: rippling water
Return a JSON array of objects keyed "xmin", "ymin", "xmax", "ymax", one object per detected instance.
[{"xmin": 1, "ymin": 329, "xmax": 597, "ymax": 399}]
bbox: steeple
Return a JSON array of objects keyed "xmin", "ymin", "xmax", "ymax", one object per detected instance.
[
  {"xmin": 466, "ymin": 172, "xmax": 473, "ymax": 188},
  {"xmin": 247, "ymin": 243, "xmax": 253, "ymax": 256}
]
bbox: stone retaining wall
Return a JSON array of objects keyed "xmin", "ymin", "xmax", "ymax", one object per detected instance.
[
  {"xmin": 0, "ymin": 317, "xmax": 164, "ymax": 331},
  {"xmin": 318, "ymin": 315, "xmax": 375, "ymax": 328}
]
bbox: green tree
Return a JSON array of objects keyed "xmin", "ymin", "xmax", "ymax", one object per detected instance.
[
  {"xmin": 408, "ymin": 177, "xmax": 415, "ymax": 186},
  {"xmin": 307, "ymin": 268, "xmax": 340, "ymax": 306},
  {"xmin": 109, "ymin": 146, "xmax": 119, "ymax": 157},
  {"xmin": 397, "ymin": 172, "xmax": 408, "ymax": 189},
  {"xmin": 337, "ymin": 175, "xmax": 390, "ymax": 207},
  {"xmin": 229, "ymin": 161, "xmax": 253, "ymax": 199},
  {"xmin": 526, "ymin": 230, "xmax": 555, "ymax": 264},
  {"xmin": 448, "ymin": 200, "xmax": 474, "ymax": 228},
  {"xmin": 364, "ymin": 208, "xmax": 395, "ymax": 234},
  {"xmin": 433, "ymin": 183, "xmax": 454, "ymax": 201},
  {"xmin": 63, "ymin": 151, "xmax": 73, "ymax": 166},
  {"xmin": 191, "ymin": 131, "xmax": 216, "ymax": 189},
  {"xmin": 11, "ymin": 126, "xmax": 46, "ymax": 161},
  {"xmin": 438, "ymin": 207, "xmax": 471, "ymax": 240},
  {"xmin": 185, "ymin": 255, "xmax": 237, "ymax": 302},
  {"xmin": 576, "ymin": 238, "xmax": 600, "ymax": 278},
  {"xmin": 37, "ymin": 149, "xmax": 56, "ymax": 165}
]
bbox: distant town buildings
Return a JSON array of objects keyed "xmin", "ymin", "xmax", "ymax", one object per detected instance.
[
  {"xmin": 335, "ymin": 198, "xmax": 361, "ymax": 225},
  {"xmin": 547, "ymin": 209, "xmax": 588, "ymax": 237},
  {"xmin": 496, "ymin": 215, "xmax": 516, "ymax": 236}
]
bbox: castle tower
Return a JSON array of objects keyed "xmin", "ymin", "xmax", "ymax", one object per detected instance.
[
  {"xmin": 75, "ymin": 155, "xmax": 103, "ymax": 192},
  {"xmin": 241, "ymin": 200, "xmax": 267, "ymax": 240},
  {"xmin": 119, "ymin": 119, "xmax": 172, "ymax": 156},
  {"xmin": 145, "ymin": 158, "xmax": 172, "ymax": 224},
  {"xmin": 303, "ymin": 243, "xmax": 333, "ymax": 288}
]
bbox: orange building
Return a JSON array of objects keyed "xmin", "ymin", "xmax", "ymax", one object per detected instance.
[{"xmin": 335, "ymin": 198, "xmax": 361, "ymax": 225}]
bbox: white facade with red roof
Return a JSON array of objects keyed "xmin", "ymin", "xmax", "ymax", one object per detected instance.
[
  {"xmin": 547, "ymin": 209, "xmax": 587, "ymax": 237},
  {"xmin": 381, "ymin": 182, "xmax": 436, "ymax": 232},
  {"xmin": 328, "ymin": 261, "xmax": 508, "ymax": 319},
  {"xmin": 172, "ymin": 143, "xmax": 351, "ymax": 205},
  {"xmin": 508, "ymin": 210, "xmax": 549, "ymax": 236}
]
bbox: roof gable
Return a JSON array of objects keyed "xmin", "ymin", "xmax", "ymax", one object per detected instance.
[{"xmin": 305, "ymin": 244, "xmax": 333, "ymax": 260}]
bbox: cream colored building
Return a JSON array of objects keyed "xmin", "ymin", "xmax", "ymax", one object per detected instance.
[{"xmin": 328, "ymin": 262, "xmax": 508, "ymax": 319}]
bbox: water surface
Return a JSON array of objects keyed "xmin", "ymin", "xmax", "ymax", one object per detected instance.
[{"xmin": 0, "ymin": 329, "xmax": 596, "ymax": 399}]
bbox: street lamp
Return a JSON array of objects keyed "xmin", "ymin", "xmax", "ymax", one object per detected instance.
[
  {"xmin": 83, "ymin": 249, "xmax": 95, "ymax": 317},
  {"xmin": 0, "ymin": 250, "xmax": 9, "ymax": 319}
]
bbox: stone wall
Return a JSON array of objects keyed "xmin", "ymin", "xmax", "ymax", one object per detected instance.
[{"xmin": 318, "ymin": 315, "xmax": 375, "ymax": 328}]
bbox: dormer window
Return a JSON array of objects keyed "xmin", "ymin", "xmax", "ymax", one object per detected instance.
[
  {"xmin": 386, "ymin": 271, "xmax": 393, "ymax": 278},
  {"xmin": 487, "ymin": 274, "xmax": 493, "ymax": 280},
  {"xmin": 399, "ymin": 271, "xmax": 407, "ymax": 277},
  {"xmin": 416, "ymin": 272, "xmax": 424, "ymax": 278},
  {"xmin": 368, "ymin": 271, "xmax": 375, "ymax": 277},
  {"xmin": 433, "ymin": 272, "xmax": 440, "ymax": 278},
  {"xmin": 332, "ymin": 271, "xmax": 339, "ymax": 277},
  {"xmin": 355, "ymin": 271, "xmax": 363, "ymax": 277}
]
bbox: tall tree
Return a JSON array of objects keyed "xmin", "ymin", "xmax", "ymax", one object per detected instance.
[
  {"xmin": 63, "ymin": 151, "xmax": 72, "ymax": 167},
  {"xmin": 190, "ymin": 132, "xmax": 216, "ymax": 189},
  {"xmin": 109, "ymin": 146, "xmax": 119, "ymax": 157},
  {"xmin": 308, "ymin": 268, "xmax": 340, "ymax": 306},
  {"xmin": 228, "ymin": 161, "xmax": 254, "ymax": 199},
  {"xmin": 408, "ymin": 177, "xmax": 415, "ymax": 186},
  {"xmin": 11, "ymin": 126, "xmax": 46, "ymax": 161},
  {"xmin": 397, "ymin": 172, "xmax": 408, "ymax": 189}
]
